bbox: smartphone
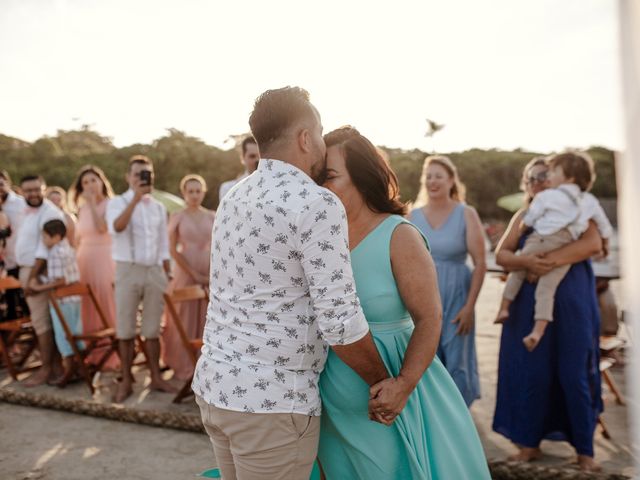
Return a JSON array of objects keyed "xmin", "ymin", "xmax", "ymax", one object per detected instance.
[{"xmin": 139, "ymin": 169, "xmax": 152, "ymax": 186}]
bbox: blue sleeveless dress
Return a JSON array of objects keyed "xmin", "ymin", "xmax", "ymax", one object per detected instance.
[
  {"xmin": 493, "ymin": 232, "xmax": 602, "ymax": 456},
  {"xmin": 317, "ymin": 215, "xmax": 490, "ymax": 479},
  {"xmin": 409, "ymin": 204, "xmax": 481, "ymax": 406}
]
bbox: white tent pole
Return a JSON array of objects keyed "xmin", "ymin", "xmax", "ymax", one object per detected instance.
[{"xmin": 618, "ymin": 0, "xmax": 640, "ymax": 470}]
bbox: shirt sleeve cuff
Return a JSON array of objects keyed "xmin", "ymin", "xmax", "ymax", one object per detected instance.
[{"xmin": 323, "ymin": 311, "xmax": 370, "ymax": 346}]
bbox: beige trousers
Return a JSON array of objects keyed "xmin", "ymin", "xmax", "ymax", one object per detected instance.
[
  {"xmin": 195, "ymin": 395, "xmax": 320, "ymax": 480},
  {"xmin": 503, "ymin": 228, "xmax": 574, "ymax": 321},
  {"xmin": 114, "ymin": 262, "xmax": 168, "ymax": 340},
  {"xmin": 19, "ymin": 267, "xmax": 51, "ymax": 334}
]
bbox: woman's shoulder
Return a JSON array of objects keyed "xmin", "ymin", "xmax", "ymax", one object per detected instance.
[
  {"xmin": 389, "ymin": 216, "xmax": 430, "ymax": 251},
  {"xmin": 461, "ymin": 203, "xmax": 482, "ymax": 223},
  {"xmin": 168, "ymin": 210, "xmax": 185, "ymax": 230}
]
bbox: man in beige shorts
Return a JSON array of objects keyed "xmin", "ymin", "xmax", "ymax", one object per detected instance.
[
  {"xmin": 15, "ymin": 175, "xmax": 64, "ymax": 386},
  {"xmin": 106, "ymin": 155, "xmax": 176, "ymax": 402}
]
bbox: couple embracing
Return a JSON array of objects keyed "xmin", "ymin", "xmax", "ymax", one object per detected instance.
[{"xmin": 192, "ymin": 87, "xmax": 490, "ymax": 479}]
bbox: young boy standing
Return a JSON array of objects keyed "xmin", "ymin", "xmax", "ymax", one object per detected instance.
[{"xmin": 28, "ymin": 219, "xmax": 83, "ymax": 385}]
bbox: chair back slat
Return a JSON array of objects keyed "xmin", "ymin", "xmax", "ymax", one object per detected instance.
[
  {"xmin": 48, "ymin": 281, "xmax": 118, "ymax": 394},
  {"xmin": 163, "ymin": 284, "xmax": 207, "ymax": 367},
  {"xmin": 169, "ymin": 285, "xmax": 208, "ymax": 303},
  {"xmin": 0, "ymin": 277, "xmax": 22, "ymax": 291},
  {"xmin": 51, "ymin": 282, "xmax": 89, "ymax": 299}
]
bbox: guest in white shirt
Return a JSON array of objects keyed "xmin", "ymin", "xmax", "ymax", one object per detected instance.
[
  {"xmin": 0, "ymin": 170, "xmax": 28, "ymax": 320},
  {"xmin": 218, "ymin": 135, "xmax": 260, "ymax": 202},
  {"xmin": 0, "ymin": 170, "xmax": 27, "ymax": 276},
  {"xmin": 193, "ymin": 87, "xmax": 390, "ymax": 480},
  {"xmin": 106, "ymin": 155, "xmax": 176, "ymax": 402},
  {"xmin": 496, "ymin": 151, "xmax": 613, "ymax": 351},
  {"xmin": 14, "ymin": 175, "xmax": 64, "ymax": 386}
]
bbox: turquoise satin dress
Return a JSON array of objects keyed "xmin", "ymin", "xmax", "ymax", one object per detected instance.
[{"xmin": 318, "ymin": 216, "xmax": 490, "ymax": 479}]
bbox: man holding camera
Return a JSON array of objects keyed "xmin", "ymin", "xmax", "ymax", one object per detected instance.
[{"xmin": 106, "ymin": 155, "xmax": 176, "ymax": 402}]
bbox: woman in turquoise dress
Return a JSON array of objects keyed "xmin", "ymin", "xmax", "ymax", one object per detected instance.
[
  {"xmin": 409, "ymin": 156, "xmax": 486, "ymax": 406},
  {"xmin": 317, "ymin": 127, "xmax": 490, "ymax": 479}
]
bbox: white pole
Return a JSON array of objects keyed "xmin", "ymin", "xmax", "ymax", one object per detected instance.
[{"xmin": 618, "ymin": 0, "xmax": 640, "ymax": 474}]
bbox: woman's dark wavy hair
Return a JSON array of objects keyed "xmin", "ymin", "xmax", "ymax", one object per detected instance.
[
  {"xmin": 324, "ymin": 126, "xmax": 407, "ymax": 216},
  {"xmin": 68, "ymin": 165, "xmax": 114, "ymax": 212}
]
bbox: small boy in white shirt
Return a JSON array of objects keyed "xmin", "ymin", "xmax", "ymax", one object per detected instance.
[
  {"xmin": 28, "ymin": 219, "xmax": 83, "ymax": 385},
  {"xmin": 495, "ymin": 151, "xmax": 612, "ymax": 351}
]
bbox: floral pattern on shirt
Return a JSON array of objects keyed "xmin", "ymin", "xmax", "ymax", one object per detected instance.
[{"xmin": 193, "ymin": 159, "xmax": 369, "ymax": 415}]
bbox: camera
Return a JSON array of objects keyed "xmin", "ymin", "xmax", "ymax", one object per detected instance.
[{"xmin": 139, "ymin": 169, "xmax": 152, "ymax": 187}]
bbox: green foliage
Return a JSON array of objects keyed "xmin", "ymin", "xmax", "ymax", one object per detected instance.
[
  {"xmin": 0, "ymin": 128, "xmax": 242, "ymax": 210},
  {"xmin": 387, "ymin": 146, "xmax": 617, "ymax": 221},
  {"xmin": 0, "ymin": 128, "xmax": 617, "ymax": 221}
]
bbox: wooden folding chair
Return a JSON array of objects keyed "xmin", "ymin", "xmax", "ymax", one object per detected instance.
[
  {"xmin": 0, "ymin": 276, "xmax": 38, "ymax": 380},
  {"xmin": 600, "ymin": 336, "xmax": 626, "ymax": 406},
  {"xmin": 597, "ymin": 336, "xmax": 627, "ymax": 439},
  {"xmin": 49, "ymin": 282, "xmax": 119, "ymax": 394},
  {"xmin": 163, "ymin": 285, "xmax": 207, "ymax": 403}
]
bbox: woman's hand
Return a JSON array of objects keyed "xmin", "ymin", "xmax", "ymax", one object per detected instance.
[
  {"xmin": 82, "ymin": 189, "xmax": 97, "ymax": 205},
  {"xmin": 452, "ymin": 304, "xmax": 475, "ymax": 335},
  {"xmin": 524, "ymin": 254, "xmax": 556, "ymax": 277},
  {"xmin": 368, "ymin": 376, "xmax": 414, "ymax": 425}
]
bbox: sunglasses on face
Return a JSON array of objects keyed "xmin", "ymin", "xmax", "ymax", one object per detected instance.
[{"xmin": 527, "ymin": 171, "xmax": 548, "ymax": 184}]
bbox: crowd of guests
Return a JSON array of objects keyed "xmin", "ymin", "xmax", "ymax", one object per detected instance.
[
  {"xmin": 0, "ymin": 137, "xmax": 258, "ymax": 402},
  {"xmin": 0, "ymin": 125, "xmax": 612, "ymax": 471}
]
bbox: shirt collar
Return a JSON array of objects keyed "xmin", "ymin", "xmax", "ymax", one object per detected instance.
[
  {"xmin": 257, "ymin": 158, "xmax": 315, "ymax": 184},
  {"xmin": 6, "ymin": 190, "xmax": 20, "ymax": 203},
  {"xmin": 557, "ymin": 183, "xmax": 582, "ymax": 198}
]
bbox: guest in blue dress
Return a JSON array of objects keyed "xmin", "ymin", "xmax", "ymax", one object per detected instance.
[
  {"xmin": 317, "ymin": 128, "xmax": 490, "ymax": 479},
  {"xmin": 492, "ymin": 157, "xmax": 603, "ymax": 472},
  {"xmin": 409, "ymin": 155, "xmax": 487, "ymax": 406}
]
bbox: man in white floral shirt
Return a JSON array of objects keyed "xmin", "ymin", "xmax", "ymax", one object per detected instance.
[{"xmin": 193, "ymin": 87, "xmax": 389, "ymax": 479}]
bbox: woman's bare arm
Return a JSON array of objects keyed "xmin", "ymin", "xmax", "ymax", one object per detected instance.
[
  {"xmin": 452, "ymin": 206, "xmax": 487, "ymax": 335},
  {"xmin": 168, "ymin": 213, "xmax": 203, "ymax": 283},
  {"xmin": 87, "ymin": 198, "xmax": 108, "ymax": 234},
  {"xmin": 496, "ymin": 209, "xmax": 531, "ymax": 270},
  {"xmin": 495, "ymin": 209, "xmax": 555, "ymax": 274}
]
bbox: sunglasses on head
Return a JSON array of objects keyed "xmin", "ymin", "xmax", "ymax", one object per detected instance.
[{"xmin": 527, "ymin": 171, "xmax": 548, "ymax": 184}]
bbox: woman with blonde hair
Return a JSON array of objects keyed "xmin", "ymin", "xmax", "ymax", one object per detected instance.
[
  {"xmin": 46, "ymin": 186, "xmax": 77, "ymax": 248},
  {"xmin": 408, "ymin": 155, "xmax": 487, "ymax": 406},
  {"xmin": 68, "ymin": 165, "xmax": 119, "ymax": 369},
  {"xmin": 162, "ymin": 174, "xmax": 215, "ymax": 380}
]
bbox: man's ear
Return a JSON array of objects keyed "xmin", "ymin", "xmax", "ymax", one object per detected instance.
[{"xmin": 298, "ymin": 128, "xmax": 311, "ymax": 154}]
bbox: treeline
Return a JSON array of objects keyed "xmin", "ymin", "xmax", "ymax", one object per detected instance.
[{"xmin": 0, "ymin": 128, "xmax": 616, "ymax": 221}]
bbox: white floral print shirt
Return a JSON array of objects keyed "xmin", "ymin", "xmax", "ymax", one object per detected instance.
[{"xmin": 193, "ymin": 159, "xmax": 369, "ymax": 415}]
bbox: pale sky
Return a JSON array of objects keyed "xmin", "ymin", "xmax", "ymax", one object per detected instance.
[{"xmin": 0, "ymin": 0, "xmax": 623, "ymax": 153}]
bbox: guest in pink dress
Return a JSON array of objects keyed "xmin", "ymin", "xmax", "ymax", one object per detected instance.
[
  {"xmin": 69, "ymin": 165, "xmax": 119, "ymax": 369},
  {"xmin": 162, "ymin": 174, "xmax": 215, "ymax": 381}
]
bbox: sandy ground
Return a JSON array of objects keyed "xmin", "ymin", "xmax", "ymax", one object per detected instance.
[
  {"xmin": 0, "ymin": 403, "xmax": 213, "ymax": 480},
  {"xmin": 0, "ymin": 276, "xmax": 635, "ymax": 478}
]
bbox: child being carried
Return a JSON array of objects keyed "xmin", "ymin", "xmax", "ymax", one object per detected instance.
[{"xmin": 495, "ymin": 151, "xmax": 612, "ymax": 351}]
